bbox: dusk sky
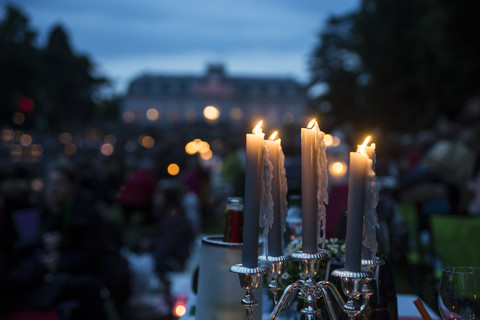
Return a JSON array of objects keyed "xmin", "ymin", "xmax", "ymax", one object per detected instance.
[{"xmin": 5, "ymin": 0, "xmax": 359, "ymax": 93}]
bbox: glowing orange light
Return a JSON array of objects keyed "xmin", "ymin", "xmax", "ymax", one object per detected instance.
[
  {"xmin": 203, "ymin": 106, "xmax": 220, "ymax": 120},
  {"xmin": 140, "ymin": 136, "xmax": 155, "ymax": 149},
  {"xmin": 167, "ymin": 163, "xmax": 180, "ymax": 176},
  {"xmin": 198, "ymin": 141, "xmax": 210, "ymax": 154},
  {"xmin": 100, "ymin": 143, "xmax": 114, "ymax": 156},
  {"xmin": 269, "ymin": 131, "xmax": 279, "ymax": 141},
  {"xmin": 324, "ymin": 134, "xmax": 333, "ymax": 147},
  {"xmin": 329, "ymin": 161, "xmax": 348, "ymax": 177},
  {"xmin": 253, "ymin": 121, "xmax": 263, "ymax": 134},
  {"xmin": 146, "ymin": 108, "xmax": 159, "ymax": 121},
  {"xmin": 332, "ymin": 136, "xmax": 341, "ymax": 147},
  {"xmin": 185, "ymin": 141, "xmax": 197, "ymax": 155},
  {"xmin": 200, "ymin": 149, "xmax": 213, "ymax": 160},
  {"xmin": 173, "ymin": 303, "xmax": 187, "ymax": 317},
  {"xmin": 358, "ymin": 136, "xmax": 371, "ymax": 153}
]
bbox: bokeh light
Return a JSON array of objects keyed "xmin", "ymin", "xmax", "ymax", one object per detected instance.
[
  {"xmin": 29, "ymin": 144, "xmax": 43, "ymax": 156},
  {"xmin": 122, "ymin": 111, "xmax": 135, "ymax": 123},
  {"xmin": 324, "ymin": 134, "xmax": 334, "ymax": 147},
  {"xmin": 203, "ymin": 105, "xmax": 220, "ymax": 120},
  {"xmin": 19, "ymin": 134, "xmax": 32, "ymax": 147},
  {"xmin": 64, "ymin": 143, "xmax": 77, "ymax": 155},
  {"xmin": 185, "ymin": 138, "xmax": 212, "ymax": 156},
  {"xmin": 331, "ymin": 136, "xmax": 341, "ymax": 147},
  {"xmin": 100, "ymin": 143, "xmax": 114, "ymax": 156},
  {"xmin": 12, "ymin": 112, "xmax": 25, "ymax": 125},
  {"xmin": 31, "ymin": 179, "xmax": 44, "ymax": 192},
  {"xmin": 173, "ymin": 303, "xmax": 186, "ymax": 318},
  {"xmin": 10, "ymin": 144, "xmax": 22, "ymax": 156},
  {"xmin": 19, "ymin": 97, "xmax": 34, "ymax": 111},
  {"xmin": 167, "ymin": 163, "xmax": 180, "ymax": 176},
  {"xmin": 59, "ymin": 132, "xmax": 72, "ymax": 144},
  {"xmin": 200, "ymin": 149, "xmax": 213, "ymax": 160},
  {"xmin": 146, "ymin": 108, "xmax": 159, "ymax": 121},
  {"xmin": 140, "ymin": 135, "xmax": 155, "ymax": 149},
  {"xmin": 329, "ymin": 161, "xmax": 347, "ymax": 178},
  {"xmin": 197, "ymin": 141, "xmax": 210, "ymax": 154},
  {"xmin": 2, "ymin": 129, "xmax": 14, "ymax": 142},
  {"xmin": 185, "ymin": 141, "xmax": 197, "ymax": 155}
]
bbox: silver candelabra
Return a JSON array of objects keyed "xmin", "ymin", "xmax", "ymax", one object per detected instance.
[{"xmin": 230, "ymin": 251, "xmax": 382, "ymax": 320}]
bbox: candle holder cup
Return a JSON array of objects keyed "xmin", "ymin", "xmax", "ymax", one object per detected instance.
[
  {"xmin": 230, "ymin": 264, "xmax": 269, "ymax": 320},
  {"xmin": 259, "ymin": 255, "xmax": 291, "ymax": 304}
]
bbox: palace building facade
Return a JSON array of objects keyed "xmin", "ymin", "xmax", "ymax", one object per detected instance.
[{"xmin": 121, "ymin": 64, "xmax": 308, "ymax": 126}]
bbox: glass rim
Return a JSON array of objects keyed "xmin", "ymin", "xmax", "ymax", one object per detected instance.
[{"xmin": 442, "ymin": 266, "xmax": 480, "ymax": 274}]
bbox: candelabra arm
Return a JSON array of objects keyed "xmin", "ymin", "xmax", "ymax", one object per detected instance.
[
  {"xmin": 269, "ymin": 281, "xmax": 302, "ymax": 320},
  {"xmin": 319, "ymin": 281, "xmax": 346, "ymax": 320}
]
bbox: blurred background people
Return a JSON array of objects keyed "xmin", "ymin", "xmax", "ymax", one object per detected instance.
[{"xmin": 118, "ymin": 157, "xmax": 157, "ymax": 224}]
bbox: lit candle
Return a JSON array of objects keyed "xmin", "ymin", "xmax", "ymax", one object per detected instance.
[
  {"xmin": 361, "ymin": 141, "xmax": 379, "ymax": 260},
  {"xmin": 301, "ymin": 119, "xmax": 328, "ymax": 253},
  {"xmin": 344, "ymin": 136, "xmax": 370, "ymax": 272},
  {"xmin": 265, "ymin": 131, "xmax": 286, "ymax": 257},
  {"xmin": 242, "ymin": 121, "xmax": 264, "ymax": 267}
]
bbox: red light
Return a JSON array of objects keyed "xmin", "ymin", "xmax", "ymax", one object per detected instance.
[
  {"xmin": 173, "ymin": 303, "xmax": 186, "ymax": 317},
  {"xmin": 172, "ymin": 295, "xmax": 188, "ymax": 318},
  {"xmin": 19, "ymin": 98, "xmax": 34, "ymax": 112}
]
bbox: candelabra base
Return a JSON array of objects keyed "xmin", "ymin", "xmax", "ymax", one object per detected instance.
[{"xmin": 231, "ymin": 254, "xmax": 376, "ymax": 320}]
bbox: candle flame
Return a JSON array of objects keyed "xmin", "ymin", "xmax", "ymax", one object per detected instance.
[
  {"xmin": 269, "ymin": 131, "xmax": 278, "ymax": 141},
  {"xmin": 253, "ymin": 121, "xmax": 263, "ymax": 134},
  {"xmin": 307, "ymin": 119, "xmax": 317, "ymax": 129},
  {"xmin": 358, "ymin": 136, "xmax": 371, "ymax": 153}
]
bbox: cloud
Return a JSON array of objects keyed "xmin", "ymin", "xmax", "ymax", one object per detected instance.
[{"xmin": 14, "ymin": 0, "xmax": 359, "ymax": 92}]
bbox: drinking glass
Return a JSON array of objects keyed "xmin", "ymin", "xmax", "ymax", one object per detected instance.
[{"xmin": 438, "ymin": 266, "xmax": 480, "ymax": 319}]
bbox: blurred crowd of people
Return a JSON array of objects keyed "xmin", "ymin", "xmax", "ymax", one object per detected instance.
[
  {"xmin": 0, "ymin": 147, "xmax": 212, "ymax": 319},
  {"xmin": 0, "ymin": 97, "xmax": 479, "ymax": 319}
]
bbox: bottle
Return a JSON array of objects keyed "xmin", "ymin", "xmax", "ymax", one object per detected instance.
[
  {"xmin": 361, "ymin": 260, "xmax": 398, "ymax": 320},
  {"xmin": 223, "ymin": 197, "xmax": 244, "ymax": 243},
  {"xmin": 284, "ymin": 195, "xmax": 302, "ymax": 246},
  {"xmin": 362, "ymin": 220, "xmax": 398, "ymax": 320}
]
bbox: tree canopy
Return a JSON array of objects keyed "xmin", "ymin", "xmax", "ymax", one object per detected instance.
[
  {"xmin": 309, "ymin": 0, "xmax": 480, "ymax": 132},
  {"xmin": 0, "ymin": 4, "xmax": 109, "ymax": 131}
]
